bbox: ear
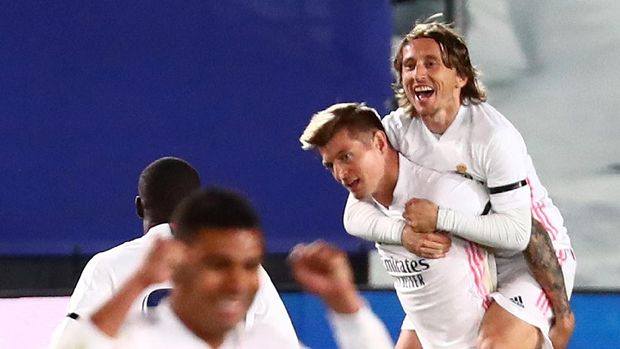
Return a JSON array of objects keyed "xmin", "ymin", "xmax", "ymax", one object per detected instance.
[
  {"xmin": 456, "ymin": 74, "xmax": 468, "ymax": 89},
  {"xmin": 135, "ymin": 196, "xmax": 144, "ymax": 218},
  {"xmin": 373, "ymin": 131, "xmax": 390, "ymax": 153}
]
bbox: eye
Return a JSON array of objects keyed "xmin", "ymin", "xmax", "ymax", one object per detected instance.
[
  {"xmin": 244, "ymin": 261, "xmax": 260, "ymax": 271},
  {"xmin": 403, "ymin": 61, "xmax": 416, "ymax": 71},
  {"xmin": 339, "ymin": 152, "xmax": 353, "ymax": 163},
  {"xmin": 204, "ymin": 260, "xmax": 228, "ymax": 270}
]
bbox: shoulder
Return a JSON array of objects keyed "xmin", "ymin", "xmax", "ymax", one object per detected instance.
[
  {"xmin": 461, "ymin": 103, "xmax": 525, "ymax": 151},
  {"xmin": 382, "ymin": 107, "xmax": 409, "ymax": 124},
  {"xmin": 83, "ymin": 234, "xmax": 152, "ymax": 282},
  {"xmin": 382, "ymin": 108, "xmax": 422, "ymax": 132},
  {"xmin": 468, "ymin": 103, "xmax": 521, "ymax": 135},
  {"xmin": 97, "ymin": 235, "xmax": 149, "ymax": 266}
]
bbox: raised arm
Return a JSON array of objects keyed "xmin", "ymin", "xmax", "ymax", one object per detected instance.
[
  {"xmin": 289, "ymin": 241, "xmax": 394, "ymax": 349},
  {"xmin": 50, "ymin": 238, "xmax": 183, "ymax": 349},
  {"xmin": 91, "ymin": 238, "xmax": 182, "ymax": 336}
]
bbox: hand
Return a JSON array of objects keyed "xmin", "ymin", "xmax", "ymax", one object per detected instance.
[
  {"xmin": 401, "ymin": 225, "xmax": 451, "ymax": 258},
  {"xmin": 403, "ymin": 198, "xmax": 439, "ymax": 233},
  {"xmin": 549, "ymin": 312, "xmax": 575, "ymax": 349},
  {"xmin": 289, "ymin": 241, "xmax": 362, "ymax": 313},
  {"xmin": 135, "ymin": 238, "xmax": 185, "ymax": 287}
]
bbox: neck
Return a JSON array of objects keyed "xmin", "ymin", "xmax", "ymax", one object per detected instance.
[
  {"xmin": 142, "ymin": 216, "xmax": 167, "ymax": 235},
  {"xmin": 373, "ymin": 151, "xmax": 399, "ymax": 207},
  {"xmin": 171, "ymin": 296, "xmax": 226, "ymax": 348},
  {"xmin": 421, "ymin": 103, "xmax": 460, "ymax": 134}
]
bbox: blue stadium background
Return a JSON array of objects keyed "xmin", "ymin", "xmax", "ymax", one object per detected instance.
[{"xmin": 1, "ymin": 0, "xmax": 392, "ymax": 255}]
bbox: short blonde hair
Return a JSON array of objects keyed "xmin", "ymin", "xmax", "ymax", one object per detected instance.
[{"xmin": 300, "ymin": 103, "xmax": 384, "ymax": 151}]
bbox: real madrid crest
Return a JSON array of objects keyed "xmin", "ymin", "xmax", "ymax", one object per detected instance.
[{"xmin": 455, "ymin": 163, "xmax": 474, "ymax": 180}]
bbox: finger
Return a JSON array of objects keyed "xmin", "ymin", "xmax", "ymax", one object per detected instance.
[
  {"xmin": 425, "ymin": 233, "xmax": 452, "ymax": 245},
  {"xmin": 419, "ymin": 247, "xmax": 446, "ymax": 259},
  {"xmin": 422, "ymin": 239, "xmax": 449, "ymax": 251}
]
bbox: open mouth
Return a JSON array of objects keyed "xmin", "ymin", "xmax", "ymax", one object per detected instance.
[
  {"xmin": 414, "ymin": 85, "xmax": 435, "ymax": 101},
  {"xmin": 344, "ymin": 179, "xmax": 360, "ymax": 191}
]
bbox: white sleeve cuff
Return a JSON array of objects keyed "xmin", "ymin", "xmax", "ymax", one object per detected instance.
[{"xmin": 328, "ymin": 303, "xmax": 394, "ymax": 349}]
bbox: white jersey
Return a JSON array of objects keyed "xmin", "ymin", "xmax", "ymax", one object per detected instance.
[
  {"xmin": 371, "ymin": 155, "xmax": 492, "ymax": 349},
  {"xmin": 50, "ymin": 224, "xmax": 299, "ymax": 348},
  {"xmin": 52, "ymin": 300, "xmax": 393, "ymax": 349},
  {"xmin": 383, "ymin": 103, "xmax": 571, "ymax": 250},
  {"xmin": 52, "ymin": 301, "xmax": 295, "ymax": 349}
]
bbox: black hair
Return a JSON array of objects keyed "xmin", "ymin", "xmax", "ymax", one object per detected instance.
[
  {"xmin": 138, "ymin": 157, "xmax": 201, "ymax": 221},
  {"xmin": 171, "ymin": 187, "xmax": 261, "ymax": 242}
]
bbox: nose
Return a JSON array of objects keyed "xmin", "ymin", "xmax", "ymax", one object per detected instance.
[
  {"xmin": 333, "ymin": 163, "xmax": 347, "ymax": 182},
  {"xmin": 225, "ymin": 266, "xmax": 252, "ymax": 294},
  {"xmin": 414, "ymin": 63, "xmax": 427, "ymax": 81}
]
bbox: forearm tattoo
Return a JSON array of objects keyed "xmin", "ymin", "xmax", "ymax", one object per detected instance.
[{"xmin": 523, "ymin": 219, "xmax": 572, "ymax": 317}]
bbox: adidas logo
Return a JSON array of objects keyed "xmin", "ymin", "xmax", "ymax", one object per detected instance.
[{"xmin": 509, "ymin": 295, "xmax": 525, "ymax": 308}]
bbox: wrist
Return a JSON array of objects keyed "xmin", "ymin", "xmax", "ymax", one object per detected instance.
[
  {"xmin": 323, "ymin": 284, "xmax": 362, "ymax": 314},
  {"xmin": 128, "ymin": 271, "xmax": 155, "ymax": 291}
]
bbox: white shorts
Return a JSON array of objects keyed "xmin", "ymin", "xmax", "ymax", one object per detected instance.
[{"xmin": 490, "ymin": 248, "xmax": 577, "ymax": 349}]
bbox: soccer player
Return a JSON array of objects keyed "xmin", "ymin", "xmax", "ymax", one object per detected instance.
[
  {"xmin": 344, "ymin": 21, "xmax": 576, "ymax": 349},
  {"xmin": 52, "ymin": 187, "xmax": 392, "ymax": 349},
  {"xmin": 50, "ymin": 157, "xmax": 298, "ymax": 347},
  {"xmin": 300, "ymin": 102, "xmax": 494, "ymax": 348}
]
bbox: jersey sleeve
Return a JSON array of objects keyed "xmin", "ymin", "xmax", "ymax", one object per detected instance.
[
  {"xmin": 66, "ymin": 254, "xmax": 116, "ymax": 316},
  {"xmin": 381, "ymin": 108, "xmax": 408, "ymax": 153},
  {"xmin": 483, "ymin": 127, "xmax": 531, "ymax": 211},
  {"xmin": 437, "ymin": 206, "xmax": 531, "ymax": 251},
  {"xmin": 328, "ymin": 303, "xmax": 394, "ymax": 349},
  {"xmin": 343, "ymin": 194, "xmax": 405, "ymax": 244},
  {"xmin": 246, "ymin": 266, "xmax": 300, "ymax": 347},
  {"xmin": 437, "ymin": 126, "xmax": 532, "ymax": 251},
  {"xmin": 49, "ymin": 315, "xmax": 115, "ymax": 349}
]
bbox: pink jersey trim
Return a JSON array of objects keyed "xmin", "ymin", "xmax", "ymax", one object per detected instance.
[
  {"xmin": 536, "ymin": 291, "xmax": 551, "ymax": 316},
  {"xmin": 465, "ymin": 242, "xmax": 491, "ymax": 309},
  {"xmin": 527, "ymin": 177, "xmax": 559, "ymax": 241}
]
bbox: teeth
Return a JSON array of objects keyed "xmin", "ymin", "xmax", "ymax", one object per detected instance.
[
  {"xmin": 219, "ymin": 299, "xmax": 243, "ymax": 311},
  {"xmin": 414, "ymin": 86, "xmax": 434, "ymax": 92}
]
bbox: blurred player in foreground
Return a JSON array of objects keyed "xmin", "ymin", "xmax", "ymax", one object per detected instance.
[{"xmin": 50, "ymin": 158, "xmax": 298, "ymax": 347}]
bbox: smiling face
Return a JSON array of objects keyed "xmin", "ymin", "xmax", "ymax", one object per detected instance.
[
  {"xmin": 400, "ymin": 38, "xmax": 467, "ymax": 124},
  {"xmin": 172, "ymin": 228, "xmax": 263, "ymax": 343},
  {"xmin": 318, "ymin": 128, "xmax": 386, "ymax": 200}
]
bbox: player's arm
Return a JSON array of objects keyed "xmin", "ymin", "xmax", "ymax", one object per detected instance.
[
  {"xmin": 92, "ymin": 238, "xmax": 182, "ymax": 336},
  {"xmin": 344, "ymin": 194, "xmax": 404, "ymax": 244},
  {"xmin": 405, "ymin": 129, "xmax": 532, "ymax": 251},
  {"xmin": 249, "ymin": 267, "xmax": 300, "ymax": 347},
  {"xmin": 289, "ymin": 241, "xmax": 394, "ymax": 349},
  {"xmin": 52, "ymin": 237, "xmax": 183, "ymax": 349},
  {"xmin": 49, "ymin": 254, "xmax": 116, "ymax": 347},
  {"xmin": 344, "ymin": 194, "xmax": 451, "ymax": 258},
  {"xmin": 526, "ymin": 220, "xmax": 575, "ymax": 349},
  {"xmin": 432, "ymin": 205, "xmax": 531, "ymax": 250}
]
